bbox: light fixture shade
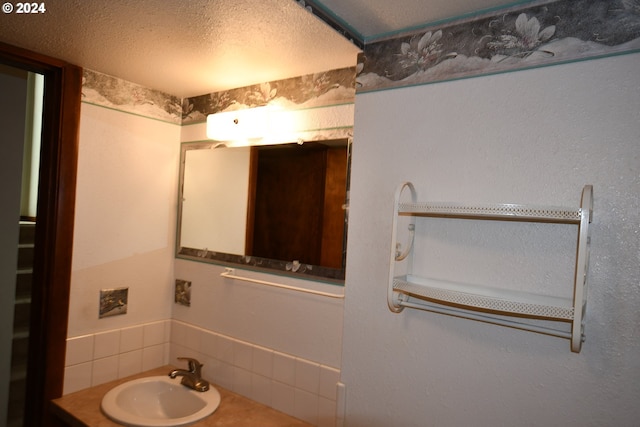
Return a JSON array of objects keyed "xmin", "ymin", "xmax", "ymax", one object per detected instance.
[
  {"xmin": 206, "ymin": 103, "xmax": 355, "ymax": 147},
  {"xmin": 206, "ymin": 107, "xmax": 268, "ymax": 142}
]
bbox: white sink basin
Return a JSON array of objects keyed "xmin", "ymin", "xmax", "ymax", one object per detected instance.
[{"xmin": 101, "ymin": 375, "xmax": 221, "ymax": 427}]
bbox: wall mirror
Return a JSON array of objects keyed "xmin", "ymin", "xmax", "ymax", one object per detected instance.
[{"xmin": 176, "ymin": 138, "xmax": 351, "ymax": 284}]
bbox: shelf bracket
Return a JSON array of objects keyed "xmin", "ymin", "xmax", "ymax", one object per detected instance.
[
  {"xmin": 570, "ymin": 184, "xmax": 593, "ymax": 352},
  {"xmin": 388, "ymin": 182, "xmax": 415, "ymax": 312}
]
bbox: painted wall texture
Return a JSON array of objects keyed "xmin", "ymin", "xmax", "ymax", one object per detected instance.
[
  {"xmin": 342, "ymin": 52, "xmax": 640, "ymax": 426},
  {"xmin": 69, "ymin": 102, "xmax": 180, "ymax": 337}
]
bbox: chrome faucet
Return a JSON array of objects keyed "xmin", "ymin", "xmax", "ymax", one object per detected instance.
[{"xmin": 169, "ymin": 357, "xmax": 210, "ymax": 392}]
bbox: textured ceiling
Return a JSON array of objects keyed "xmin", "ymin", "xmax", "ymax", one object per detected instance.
[{"xmin": 0, "ymin": 0, "xmax": 523, "ymax": 98}]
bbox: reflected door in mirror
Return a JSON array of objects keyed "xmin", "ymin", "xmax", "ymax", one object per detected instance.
[{"xmin": 249, "ymin": 143, "xmax": 346, "ymax": 269}]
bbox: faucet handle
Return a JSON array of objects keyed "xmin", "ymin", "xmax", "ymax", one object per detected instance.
[{"xmin": 177, "ymin": 357, "xmax": 203, "ymax": 374}]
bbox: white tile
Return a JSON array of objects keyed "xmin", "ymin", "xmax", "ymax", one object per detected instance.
[
  {"xmin": 163, "ymin": 320, "xmax": 171, "ymax": 343},
  {"xmin": 201, "ymin": 331, "xmax": 218, "ymax": 358},
  {"xmin": 210, "ymin": 359, "xmax": 234, "ymax": 391},
  {"xmin": 170, "ymin": 320, "xmax": 188, "ymax": 347},
  {"xmin": 273, "ymin": 351, "xmax": 296, "ymax": 386},
  {"xmin": 318, "ymin": 397, "xmax": 337, "ymax": 427},
  {"xmin": 295, "ymin": 358, "xmax": 320, "ymax": 394},
  {"xmin": 63, "ymin": 362, "xmax": 92, "ymax": 395},
  {"xmin": 94, "ymin": 330, "xmax": 120, "ymax": 359},
  {"xmin": 65, "ymin": 335, "xmax": 94, "ymax": 366},
  {"xmin": 120, "ymin": 325, "xmax": 144, "ymax": 353},
  {"xmin": 233, "ymin": 340, "xmax": 253, "ymax": 370},
  {"xmin": 294, "ymin": 388, "xmax": 319, "ymax": 426},
  {"xmin": 142, "ymin": 344, "xmax": 165, "ymax": 371},
  {"xmin": 232, "ymin": 366, "xmax": 252, "ymax": 397},
  {"xmin": 271, "ymin": 381, "xmax": 295, "ymax": 416},
  {"xmin": 118, "ymin": 350, "xmax": 142, "ymax": 379},
  {"xmin": 252, "ymin": 345, "xmax": 273, "ymax": 377},
  {"xmin": 216, "ymin": 335, "xmax": 234, "ymax": 364},
  {"xmin": 250, "ymin": 373, "xmax": 272, "ymax": 406},
  {"xmin": 185, "ymin": 325, "xmax": 202, "ymax": 352},
  {"xmin": 163, "ymin": 343, "xmax": 170, "ymax": 365},
  {"xmin": 144, "ymin": 321, "xmax": 166, "ymax": 347},
  {"xmin": 319, "ymin": 365, "xmax": 340, "ymax": 400},
  {"xmin": 169, "ymin": 343, "xmax": 188, "ymax": 366},
  {"xmin": 336, "ymin": 382, "xmax": 346, "ymax": 421},
  {"xmin": 200, "ymin": 355, "xmax": 216, "ymax": 384},
  {"xmin": 92, "ymin": 356, "xmax": 118, "ymax": 386}
]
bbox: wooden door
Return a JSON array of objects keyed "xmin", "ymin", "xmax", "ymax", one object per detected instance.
[{"xmin": 251, "ymin": 144, "xmax": 327, "ymax": 266}]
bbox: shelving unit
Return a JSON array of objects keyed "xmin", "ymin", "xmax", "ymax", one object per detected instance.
[{"xmin": 388, "ymin": 182, "xmax": 593, "ymax": 353}]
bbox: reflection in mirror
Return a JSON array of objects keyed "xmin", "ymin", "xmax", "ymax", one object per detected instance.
[
  {"xmin": 177, "ymin": 138, "xmax": 350, "ymax": 283},
  {"xmin": 181, "ymin": 146, "xmax": 251, "ymax": 255}
]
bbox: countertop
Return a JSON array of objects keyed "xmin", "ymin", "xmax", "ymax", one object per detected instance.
[{"xmin": 51, "ymin": 366, "xmax": 312, "ymax": 427}]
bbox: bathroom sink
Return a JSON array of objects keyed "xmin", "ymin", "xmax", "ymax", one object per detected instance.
[{"xmin": 101, "ymin": 375, "xmax": 221, "ymax": 426}]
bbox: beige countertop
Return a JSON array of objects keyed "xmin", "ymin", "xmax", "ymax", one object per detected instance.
[{"xmin": 51, "ymin": 366, "xmax": 312, "ymax": 427}]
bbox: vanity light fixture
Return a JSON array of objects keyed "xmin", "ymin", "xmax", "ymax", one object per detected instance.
[
  {"xmin": 206, "ymin": 103, "xmax": 354, "ymax": 147},
  {"xmin": 206, "ymin": 106, "xmax": 304, "ymax": 147},
  {"xmin": 206, "ymin": 106, "xmax": 268, "ymax": 143}
]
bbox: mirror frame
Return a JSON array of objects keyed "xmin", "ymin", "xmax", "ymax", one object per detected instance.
[{"xmin": 175, "ymin": 138, "xmax": 351, "ymax": 284}]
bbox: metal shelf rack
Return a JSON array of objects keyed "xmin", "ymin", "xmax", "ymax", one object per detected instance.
[{"xmin": 388, "ymin": 182, "xmax": 593, "ymax": 352}]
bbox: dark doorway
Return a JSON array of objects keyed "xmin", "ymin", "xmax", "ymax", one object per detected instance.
[{"xmin": 0, "ymin": 42, "xmax": 82, "ymax": 427}]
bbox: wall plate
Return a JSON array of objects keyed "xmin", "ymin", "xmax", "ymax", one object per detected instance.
[
  {"xmin": 99, "ymin": 287, "xmax": 128, "ymax": 318},
  {"xmin": 175, "ymin": 279, "xmax": 191, "ymax": 307}
]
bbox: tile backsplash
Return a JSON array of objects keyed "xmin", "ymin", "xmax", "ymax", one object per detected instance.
[
  {"xmin": 64, "ymin": 319, "xmax": 342, "ymax": 427},
  {"xmin": 169, "ymin": 320, "xmax": 341, "ymax": 427},
  {"xmin": 64, "ymin": 320, "xmax": 170, "ymax": 394}
]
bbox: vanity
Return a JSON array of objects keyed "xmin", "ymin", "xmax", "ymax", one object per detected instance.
[{"xmin": 51, "ymin": 366, "xmax": 312, "ymax": 427}]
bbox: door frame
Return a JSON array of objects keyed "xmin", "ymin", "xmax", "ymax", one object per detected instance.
[{"xmin": 0, "ymin": 41, "xmax": 82, "ymax": 426}]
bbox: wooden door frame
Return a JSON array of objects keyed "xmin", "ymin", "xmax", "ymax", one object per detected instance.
[{"xmin": 0, "ymin": 42, "xmax": 82, "ymax": 426}]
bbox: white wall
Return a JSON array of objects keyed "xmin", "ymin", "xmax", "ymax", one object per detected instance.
[
  {"xmin": 342, "ymin": 53, "xmax": 640, "ymax": 426},
  {"xmin": 173, "ymin": 260, "xmax": 344, "ymax": 367},
  {"xmin": 69, "ymin": 103, "xmax": 180, "ymax": 337},
  {"xmin": 64, "ymin": 102, "xmax": 180, "ymax": 393}
]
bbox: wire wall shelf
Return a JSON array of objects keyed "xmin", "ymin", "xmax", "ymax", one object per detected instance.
[{"xmin": 388, "ymin": 182, "xmax": 593, "ymax": 353}]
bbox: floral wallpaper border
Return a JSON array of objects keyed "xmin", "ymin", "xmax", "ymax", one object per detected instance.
[
  {"xmin": 82, "ymin": 69, "xmax": 182, "ymax": 124},
  {"xmin": 181, "ymin": 66, "xmax": 357, "ymax": 124},
  {"xmin": 81, "ymin": 66, "xmax": 357, "ymax": 127},
  {"xmin": 356, "ymin": 0, "xmax": 640, "ymax": 92}
]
